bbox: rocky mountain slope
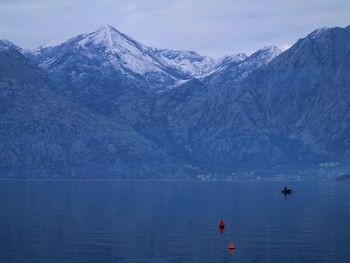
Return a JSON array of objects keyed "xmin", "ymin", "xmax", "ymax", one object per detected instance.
[
  {"xmin": 153, "ymin": 26, "xmax": 350, "ymax": 175},
  {"xmin": 0, "ymin": 41, "xmax": 183, "ymax": 178},
  {"xmin": 1, "ymin": 25, "xmax": 350, "ymax": 179},
  {"xmin": 247, "ymin": 26, "xmax": 350, "ymax": 158}
]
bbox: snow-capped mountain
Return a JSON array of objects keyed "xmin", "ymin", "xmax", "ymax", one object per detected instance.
[
  {"xmin": 29, "ymin": 25, "xmax": 248, "ymax": 92},
  {"xmin": 24, "ymin": 25, "xmax": 263, "ymax": 127},
  {"xmin": 28, "ymin": 25, "xmax": 177, "ymax": 92},
  {"xmin": 0, "ymin": 42, "xmax": 183, "ymax": 178},
  {"xmin": 205, "ymin": 46, "xmax": 282, "ymax": 85},
  {"xmin": 153, "ymin": 49, "xmax": 247, "ymax": 78},
  {"xmin": 1, "ymin": 25, "xmax": 350, "ymax": 179}
]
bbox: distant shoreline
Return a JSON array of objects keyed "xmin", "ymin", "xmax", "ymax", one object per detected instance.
[
  {"xmin": 0, "ymin": 178, "xmax": 336, "ymax": 182},
  {"xmin": 335, "ymin": 174, "xmax": 350, "ymax": 181}
]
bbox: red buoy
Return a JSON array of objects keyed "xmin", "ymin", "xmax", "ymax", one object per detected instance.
[
  {"xmin": 219, "ymin": 219, "xmax": 225, "ymax": 229},
  {"xmin": 228, "ymin": 241, "xmax": 236, "ymax": 250},
  {"xmin": 228, "ymin": 241, "xmax": 236, "ymax": 255}
]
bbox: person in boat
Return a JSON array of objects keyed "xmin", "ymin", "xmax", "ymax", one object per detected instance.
[{"xmin": 282, "ymin": 186, "xmax": 292, "ymax": 194}]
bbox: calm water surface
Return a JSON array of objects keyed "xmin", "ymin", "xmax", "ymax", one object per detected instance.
[{"xmin": 0, "ymin": 180, "xmax": 349, "ymax": 262}]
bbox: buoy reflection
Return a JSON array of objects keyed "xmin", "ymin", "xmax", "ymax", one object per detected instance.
[
  {"xmin": 228, "ymin": 247, "xmax": 236, "ymax": 256},
  {"xmin": 219, "ymin": 219, "xmax": 225, "ymax": 234},
  {"xmin": 228, "ymin": 241, "xmax": 236, "ymax": 255}
]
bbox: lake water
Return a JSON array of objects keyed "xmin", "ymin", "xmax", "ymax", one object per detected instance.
[{"xmin": 0, "ymin": 180, "xmax": 349, "ymax": 262}]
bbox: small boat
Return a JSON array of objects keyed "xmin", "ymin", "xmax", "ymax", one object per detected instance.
[{"xmin": 281, "ymin": 186, "xmax": 292, "ymax": 194}]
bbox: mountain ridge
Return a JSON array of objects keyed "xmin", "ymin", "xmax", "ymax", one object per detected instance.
[{"xmin": 1, "ymin": 25, "xmax": 350, "ymax": 180}]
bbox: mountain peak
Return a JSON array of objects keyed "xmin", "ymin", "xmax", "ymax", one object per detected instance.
[
  {"xmin": 90, "ymin": 24, "xmax": 122, "ymax": 45},
  {"xmin": 259, "ymin": 46, "xmax": 282, "ymax": 54},
  {"xmin": 255, "ymin": 46, "xmax": 282, "ymax": 57},
  {"xmin": 76, "ymin": 24, "xmax": 144, "ymax": 53},
  {"xmin": 243, "ymin": 46, "xmax": 282, "ymax": 67},
  {"xmin": 308, "ymin": 26, "xmax": 329, "ymax": 38},
  {"xmin": 214, "ymin": 53, "xmax": 247, "ymax": 67},
  {"xmin": 97, "ymin": 24, "xmax": 115, "ymax": 32},
  {"xmin": 0, "ymin": 39, "xmax": 21, "ymax": 51},
  {"xmin": 95, "ymin": 24, "xmax": 124, "ymax": 36},
  {"xmin": 307, "ymin": 25, "xmax": 350, "ymax": 40},
  {"xmin": 229, "ymin": 53, "xmax": 248, "ymax": 62}
]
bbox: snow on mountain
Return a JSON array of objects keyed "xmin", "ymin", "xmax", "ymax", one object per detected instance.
[
  {"xmin": 2, "ymin": 25, "xmax": 350, "ymax": 179},
  {"xmin": 308, "ymin": 26, "xmax": 329, "ymax": 39},
  {"xmin": 74, "ymin": 25, "xmax": 249, "ymax": 78},
  {"xmin": 154, "ymin": 49, "xmax": 223, "ymax": 78},
  {"xmin": 0, "ymin": 39, "xmax": 22, "ymax": 51},
  {"xmin": 240, "ymin": 46, "xmax": 282, "ymax": 67},
  {"xmin": 37, "ymin": 25, "xmax": 165, "ymax": 75},
  {"xmin": 29, "ymin": 25, "xmax": 253, "ymax": 91},
  {"xmin": 234, "ymin": 46, "xmax": 282, "ymax": 80},
  {"xmin": 33, "ymin": 41, "xmax": 64, "ymax": 51},
  {"xmin": 215, "ymin": 53, "xmax": 248, "ymax": 66},
  {"xmin": 204, "ymin": 46, "xmax": 282, "ymax": 86},
  {"xmin": 204, "ymin": 53, "xmax": 248, "ymax": 77}
]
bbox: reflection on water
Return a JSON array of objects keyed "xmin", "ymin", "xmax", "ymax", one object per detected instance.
[
  {"xmin": 219, "ymin": 219, "xmax": 225, "ymax": 235},
  {"xmin": 0, "ymin": 180, "xmax": 350, "ymax": 262}
]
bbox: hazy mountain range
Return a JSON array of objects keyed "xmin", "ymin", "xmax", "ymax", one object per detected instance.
[{"xmin": 1, "ymin": 25, "xmax": 350, "ymax": 180}]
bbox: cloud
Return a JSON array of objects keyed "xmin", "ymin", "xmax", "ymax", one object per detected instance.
[{"xmin": 0, "ymin": 0, "xmax": 349, "ymax": 57}]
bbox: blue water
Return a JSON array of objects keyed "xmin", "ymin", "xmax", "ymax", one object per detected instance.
[{"xmin": 0, "ymin": 180, "xmax": 349, "ymax": 262}]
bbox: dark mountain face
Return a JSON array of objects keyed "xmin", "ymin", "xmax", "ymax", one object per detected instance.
[
  {"xmin": 247, "ymin": 26, "xmax": 350, "ymax": 155},
  {"xmin": 1, "ymin": 25, "xmax": 350, "ymax": 179},
  {"xmin": 152, "ymin": 47, "xmax": 286, "ymax": 168},
  {"xmin": 152, "ymin": 26, "xmax": 350, "ymax": 172},
  {"xmin": 0, "ymin": 43, "xmax": 184, "ymax": 178}
]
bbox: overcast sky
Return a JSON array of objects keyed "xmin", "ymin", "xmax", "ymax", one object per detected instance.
[{"xmin": 0, "ymin": 0, "xmax": 349, "ymax": 57}]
